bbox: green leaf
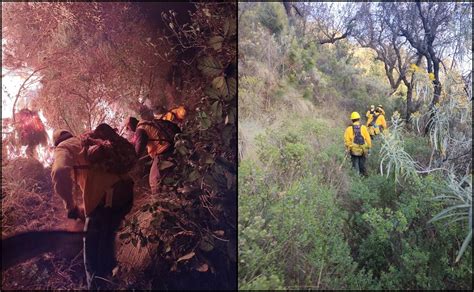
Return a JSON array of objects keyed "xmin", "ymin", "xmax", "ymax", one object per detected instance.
[
  {"xmin": 211, "ymin": 100, "xmax": 219, "ymax": 116},
  {"xmin": 211, "ymin": 100, "xmax": 222, "ymax": 120},
  {"xmin": 211, "ymin": 76, "xmax": 236, "ymax": 99},
  {"xmin": 199, "ymin": 235, "xmax": 215, "ymax": 252},
  {"xmin": 428, "ymin": 204, "xmax": 471, "ymax": 223},
  {"xmin": 212, "ymin": 76, "xmax": 226, "ymax": 92},
  {"xmin": 455, "ymin": 229, "xmax": 472, "ymax": 263},
  {"xmin": 208, "ymin": 35, "xmax": 224, "ymax": 51},
  {"xmin": 177, "ymin": 145, "xmax": 188, "ymax": 156},
  {"xmin": 188, "ymin": 169, "xmax": 200, "ymax": 182},
  {"xmin": 197, "ymin": 56, "xmax": 223, "ymax": 77},
  {"xmin": 205, "ymin": 86, "xmax": 222, "ymax": 100},
  {"xmin": 225, "ymin": 77, "xmax": 236, "ymax": 100},
  {"xmin": 205, "ymin": 156, "xmax": 214, "ymax": 164},
  {"xmin": 159, "ymin": 160, "xmax": 175, "ymax": 170},
  {"xmin": 199, "ymin": 116, "xmax": 211, "ymax": 130}
]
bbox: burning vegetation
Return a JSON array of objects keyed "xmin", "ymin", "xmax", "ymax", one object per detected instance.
[{"xmin": 2, "ymin": 2, "xmax": 236, "ymax": 290}]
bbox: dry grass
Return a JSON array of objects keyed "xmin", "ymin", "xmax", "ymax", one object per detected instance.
[{"xmin": 1, "ymin": 157, "xmax": 87, "ymax": 290}]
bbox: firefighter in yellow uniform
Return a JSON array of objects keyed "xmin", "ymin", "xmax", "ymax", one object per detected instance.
[
  {"xmin": 367, "ymin": 106, "xmax": 387, "ymax": 139},
  {"xmin": 344, "ymin": 112, "xmax": 372, "ymax": 176},
  {"xmin": 377, "ymin": 104, "xmax": 385, "ymax": 116},
  {"xmin": 366, "ymin": 105, "xmax": 375, "ymax": 123},
  {"xmin": 127, "ymin": 108, "xmax": 183, "ymax": 194},
  {"xmin": 51, "ymin": 128, "xmax": 134, "ymax": 289}
]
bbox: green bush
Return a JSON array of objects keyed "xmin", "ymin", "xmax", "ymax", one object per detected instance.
[
  {"xmin": 239, "ymin": 167, "xmax": 377, "ymax": 289},
  {"xmin": 257, "ymin": 2, "xmax": 288, "ymax": 35},
  {"xmin": 345, "ymin": 173, "xmax": 472, "ymax": 289}
]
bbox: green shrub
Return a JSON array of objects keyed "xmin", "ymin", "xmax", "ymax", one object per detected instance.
[
  {"xmin": 257, "ymin": 2, "xmax": 288, "ymax": 35},
  {"xmin": 346, "ymin": 173, "xmax": 472, "ymax": 289},
  {"xmin": 266, "ymin": 177, "xmax": 376, "ymax": 289}
]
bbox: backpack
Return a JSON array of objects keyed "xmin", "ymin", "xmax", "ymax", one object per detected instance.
[
  {"xmin": 139, "ymin": 119, "xmax": 181, "ymax": 151},
  {"xmin": 79, "ymin": 123, "xmax": 137, "ymax": 174},
  {"xmin": 370, "ymin": 114, "xmax": 380, "ymax": 127},
  {"xmin": 352, "ymin": 125, "xmax": 365, "ymax": 145}
]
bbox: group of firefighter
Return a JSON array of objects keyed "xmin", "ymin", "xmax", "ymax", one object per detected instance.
[
  {"xmin": 344, "ymin": 104, "xmax": 387, "ymax": 176},
  {"xmin": 27, "ymin": 102, "xmax": 385, "ymax": 288},
  {"xmin": 50, "ymin": 105, "xmax": 186, "ymax": 289}
]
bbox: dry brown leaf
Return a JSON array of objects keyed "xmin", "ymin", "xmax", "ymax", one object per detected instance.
[
  {"xmin": 213, "ymin": 230, "xmax": 225, "ymax": 236},
  {"xmin": 196, "ymin": 263, "xmax": 209, "ymax": 272},
  {"xmin": 177, "ymin": 251, "xmax": 195, "ymax": 262}
]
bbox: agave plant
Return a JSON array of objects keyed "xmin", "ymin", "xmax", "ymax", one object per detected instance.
[
  {"xmin": 385, "ymin": 73, "xmax": 473, "ymax": 263},
  {"xmin": 428, "ymin": 173, "xmax": 472, "ymax": 263},
  {"xmin": 425, "ymin": 104, "xmax": 451, "ymax": 158},
  {"xmin": 379, "ymin": 111, "xmax": 418, "ymax": 184},
  {"xmin": 412, "ymin": 69, "xmax": 434, "ymax": 104}
]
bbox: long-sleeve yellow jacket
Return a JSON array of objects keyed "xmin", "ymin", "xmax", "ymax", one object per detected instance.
[
  {"xmin": 344, "ymin": 121, "xmax": 372, "ymax": 156},
  {"xmin": 136, "ymin": 121, "xmax": 172, "ymax": 158},
  {"xmin": 367, "ymin": 113, "xmax": 387, "ymax": 135},
  {"xmin": 51, "ymin": 136, "xmax": 127, "ymax": 216}
]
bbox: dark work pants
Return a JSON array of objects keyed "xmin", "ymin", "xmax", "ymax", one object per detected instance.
[
  {"xmin": 351, "ymin": 154, "xmax": 367, "ymax": 176},
  {"xmin": 84, "ymin": 180, "xmax": 133, "ymax": 289}
]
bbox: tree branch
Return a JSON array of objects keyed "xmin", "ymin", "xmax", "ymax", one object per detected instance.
[{"xmin": 12, "ymin": 66, "xmax": 47, "ymax": 123}]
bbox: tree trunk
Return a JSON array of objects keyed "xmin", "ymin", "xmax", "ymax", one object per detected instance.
[
  {"xmin": 424, "ymin": 66, "xmax": 442, "ymax": 135},
  {"xmin": 405, "ymin": 83, "xmax": 414, "ymax": 121}
]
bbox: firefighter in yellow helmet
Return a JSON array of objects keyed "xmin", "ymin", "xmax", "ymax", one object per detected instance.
[
  {"xmin": 344, "ymin": 112, "xmax": 372, "ymax": 176},
  {"xmin": 377, "ymin": 104, "xmax": 385, "ymax": 116},
  {"xmin": 366, "ymin": 105, "xmax": 375, "ymax": 122},
  {"xmin": 367, "ymin": 106, "xmax": 387, "ymax": 138}
]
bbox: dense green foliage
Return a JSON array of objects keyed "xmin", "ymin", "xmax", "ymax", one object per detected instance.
[{"xmin": 239, "ymin": 2, "xmax": 472, "ymax": 290}]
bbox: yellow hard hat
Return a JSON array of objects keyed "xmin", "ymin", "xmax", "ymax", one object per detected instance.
[
  {"xmin": 172, "ymin": 105, "xmax": 186, "ymax": 120},
  {"xmin": 350, "ymin": 112, "xmax": 361, "ymax": 120},
  {"xmin": 370, "ymin": 105, "xmax": 375, "ymax": 109}
]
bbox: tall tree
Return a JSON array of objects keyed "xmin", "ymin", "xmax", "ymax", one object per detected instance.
[
  {"xmin": 303, "ymin": 2, "xmax": 358, "ymax": 45},
  {"xmin": 2, "ymin": 2, "xmax": 176, "ymax": 132},
  {"xmin": 382, "ymin": 2, "xmax": 469, "ymax": 131},
  {"xmin": 353, "ymin": 3, "xmax": 421, "ymax": 121}
]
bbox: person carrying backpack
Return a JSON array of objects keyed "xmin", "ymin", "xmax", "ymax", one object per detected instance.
[
  {"xmin": 127, "ymin": 115, "xmax": 181, "ymax": 194},
  {"xmin": 51, "ymin": 124, "xmax": 135, "ymax": 289},
  {"xmin": 366, "ymin": 104, "xmax": 375, "ymax": 123},
  {"xmin": 367, "ymin": 107, "xmax": 387, "ymax": 138},
  {"xmin": 344, "ymin": 112, "xmax": 372, "ymax": 176}
]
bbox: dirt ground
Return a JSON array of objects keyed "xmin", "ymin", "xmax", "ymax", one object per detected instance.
[
  {"xmin": 1, "ymin": 157, "xmax": 157, "ymax": 290},
  {"xmin": 2, "ymin": 152, "xmax": 236, "ymax": 290}
]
